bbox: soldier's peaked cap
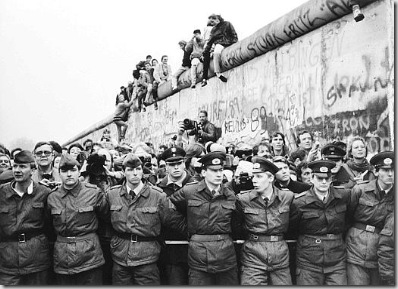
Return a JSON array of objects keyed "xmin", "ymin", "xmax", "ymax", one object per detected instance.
[{"xmin": 370, "ymin": 151, "xmax": 394, "ymax": 169}]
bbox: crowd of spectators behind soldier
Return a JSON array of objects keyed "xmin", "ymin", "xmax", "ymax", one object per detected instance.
[
  {"xmin": 111, "ymin": 13, "xmax": 237, "ymax": 144},
  {"xmin": 0, "ymin": 106, "xmax": 394, "ymax": 285}
]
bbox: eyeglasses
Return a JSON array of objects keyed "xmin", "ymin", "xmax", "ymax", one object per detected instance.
[
  {"xmin": 35, "ymin": 151, "xmax": 52, "ymax": 157},
  {"xmin": 0, "ymin": 159, "xmax": 9, "ymax": 163}
]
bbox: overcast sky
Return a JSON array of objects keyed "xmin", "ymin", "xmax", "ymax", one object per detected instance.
[{"xmin": 0, "ymin": 0, "xmax": 308, "ymax": 149}]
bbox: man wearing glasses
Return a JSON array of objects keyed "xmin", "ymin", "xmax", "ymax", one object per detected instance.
[
  {"xmin": 32, "ymin": 141, "xmax": 61, "ymax": 188},
  {"xmin": 157, "ymin": 146, "xmax": 195, "ymax": 285}
]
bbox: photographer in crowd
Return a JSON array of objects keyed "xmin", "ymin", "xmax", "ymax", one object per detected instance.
[{"xmin": 178, "ymin": 110, "xmax": 217, "ymax": 146}]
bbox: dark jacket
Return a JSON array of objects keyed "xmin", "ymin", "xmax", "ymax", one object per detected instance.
[
  {"xmin": 236, "ymin": 187, "xmax": 294, "ymax": 271},
  {"xmin": 47, "ymin": 181, "xmax": 109, "ymax": 274},
  {"xmin": 274, "ymin": 178, "xmax": 311, "ymax": 194},
  {"xmin": 198, "ymin": 120, "xmax": 217, "ymax": 144},
  {"xmin": 0, "ymin": 181, "xmax": 52, "ymax": 275},
  {"xmin": 346, "ymin": 180, "xmax": 394, "ymax": 268},
  {"xmin": 170, "ymin": 180, "xmax": 237, "ymax": 273},
  {"xmin": 377, "ymin": 212, "xmax": 394, "ymax": 284},
  {"xmin": 289, "ymin": 186, "xmax": 351, "ymax": 273},
  {"xmin": 204, "ymin": 20, "xmax": 238, "ymax": 52},
  {"xmin": 181, "ymin": 48, "xmax": 191, "ymax": 68}
]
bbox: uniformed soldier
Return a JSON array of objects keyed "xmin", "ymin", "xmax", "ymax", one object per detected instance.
[
  {"xmin": 289, "ymin": 160, "xmax": 351, "ymax": 285},
  {"xmin": 273, "ymin": 156, "xmax": 311, "ymax": 193},
  {"xmin": 236, "ymin": 156, "xmax": 294, "ymax": 285},
  {"xmin": 321, "ymin": 143, "xmax": 356, "ymax": 188},
  {"xmin": 47, "ymin": 153, "xmax": 109, "ymax": 285},
  {"xmin": 157, "ymin": 146, "xmax": 194, "ymax": 285},
  {"xmin": 0, "ymin": 151, "xmax": 52, "ymax": 285},
  {"xmin": 170, "ymin": 151, "xmax": 239, "ymax": 285},
  {"xmin": 107, "ymin": 153, "xmax": 186, "ymax": 285},
  {"xmin": 346, "ymin": 151, "xmax": 394, "ymax": 285}
]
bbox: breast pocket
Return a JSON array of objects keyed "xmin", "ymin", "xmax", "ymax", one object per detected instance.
[
  {"xmin": 77, "ymin": 206, "xmax": 95, "ymax": 225},
  {"xmin": 136, "ymin": 206, "xmax": 158, "ymax": 227},
  {"xmin": 51, "ymin": 208, "xmax": 63, "ymax": 227},
  {"xmin": 302, "ymin": 210, "xmax": 320, "ymax": 219},
  {"xmin": 187, "ymin": 200, "xmax": 205, "ymax": 218},
  {"xmin": 29, "ymin": 202, "xmax": 45, "ymax": 222},
  {"xmin": 0, "ymin": 207, "xmax": 10, "ymax": 227},
  {"xmin": 110, "ymin": 205, "xmax": 125, "ymax": 228}
]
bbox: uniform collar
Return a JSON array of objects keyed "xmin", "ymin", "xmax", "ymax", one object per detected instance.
[
  {"xmin": 9, "ymin": 180, "xmax": 34, "ymax": 197},
  {"xmin": 166, "ymin": 171, "xmax": 187, "ymax": 187},
  {"xmin": 60, "ymin": 181, "xmax": 82, "ymax": 198},
  {"xmin": 127, "ymin": 181, "xmax": 145, "ymax": 197}
]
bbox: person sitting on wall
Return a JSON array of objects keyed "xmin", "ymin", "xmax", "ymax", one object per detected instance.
[{"xmin": 200, "ymin": 14, "xmax": 238, "ymax": 86}]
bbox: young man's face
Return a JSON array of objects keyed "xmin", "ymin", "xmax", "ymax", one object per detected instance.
[
  {"xmin": 203, "ymin": 166, "xmax": 224, "ymax": 186},
  {"xmin": 13, "ymin": 163, "xmax": 33, "ymax": 183},
  {"xmin": 274, "ymin": 161, "xmax": 290, "ymax": 183},
  {"xmin": 252, "ymin": 172, "xmax": 273, "ymax": 193},
  {"xmin": 299, "ymin": 133, "xmax": 313, "ymax": 150},
  {"xmin": 376, "ymin": 168, "xmax": 394, "ymax": 187},
  {"xmin": 162, "ymin": 57, "xmax": 168, "ymax": 64},
  {"xmin": 166, "ymin": 160, "xmax": 185, "ymax": 179},
  {"xmin": 125, "ymin": 166, "xmax": 143, "ymax": 186},
  {"xmin": 199, "ymin": 112, "xmax": 207, "ymax": 123},
  {"xmin": 60, "ymin": 166, "xmax": 80, "ymax": 188},
  {"xmin": 34, "ymin": 144, "xmax": 54, "ymax": 167},
  {"xmin": 300, "ymin": 167, "xmax": 312, "ymax": 184},
  {"xmin": 0, "ymin": 155, "xmax": 11, "ymax": 169},
  {"xmin": 311, "ymin": 174, "xmax": 332, "ymax": 193}
]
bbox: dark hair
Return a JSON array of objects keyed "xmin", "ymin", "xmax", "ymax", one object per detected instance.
[
  {"xmin": 146, "ymin": 55, "xmax": 152, "ymax": 59},
  {"xmin": 33, "ymin": 141, "xmax": 53, "ymax": 152},
  {"xmin": 193, "ymin": 29, "xmax": 201, "ymax": 34},
  {"xmin": 132, "ymin": 69, "xmax": 140, "ymax": 79},
  {"xmin": 296, "ymin": 130, "xmax": 314, "ymax": 145},
  {"xmin": 68, "ymin": 142, "xmax": 84, "ymax": 153},
  {"xmin": 49, "ymin": 141, "xmax": 62, "ymax": 155},
  {"xmin": 185, "ymin": 143, "xmax": 205, "ymax": 170},
  {"xmin": 289, "ymin": 149, "xmax": 307, "ymax": 162},
  {"xmin": 83, "ymin": 139, "xmax": 93, "ymax": 146},
  {"xmin": 271, "ymin": 132, "xmax": 286, "ymax": 144},
  {"xmin": 270, "ymin": 132, "xmax": 289, "ymax": 157},
  {"xmin": 161, "ymin": 55, "xmax": 168, "ymax": 61},
  {"xmin": 10, "ymin": 148, "xmax": 22, "ymax": 159},
  {"xmin": 151, "ymin": 59, "xmax": 158, "ymax": 66},
  {"xmin": 199, "ymin": 110, "xmax": 208, "ymax": 117},
  {"xmin": 296, "ymin": 161, "xmax": 310, "ymax": 182}
]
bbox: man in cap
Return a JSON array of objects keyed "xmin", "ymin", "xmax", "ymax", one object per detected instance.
[
  {"xmin": 47, "ymin": 153, "xmax": 108, "ymax": 285},
  {"xmin": 346, "ymin": 151, "xmax": 394, "ymax": 285},
  {"xmin": 289, "ymin": 160, "xmax": 351, "ymax": 285},
  {"xmin": 32, "ymin": 141, "xmax": 61, "ymax": 188},
  {"xmin": 273, "ymin": 156, "xmax": 311, "ymax": 194},
  {"xmin": 157, "ymin": 146, "xmax": 195, "ymax": 285},
  {"xmin": 107, "ymin": 153, "xmax": 185, "ymax": 285},
  {"xmin": 322, "ymin": 143, "xmax": 355, "ymax": 188},
  {"xmin": 170, "ymin": 151, "xmax": 239, "ymax": 285},
  {"xmin": 0, "ymin": 151, "xmax": 52, "ymax": 285},
  {"xmin": 236, "ymin": 156, "xmax": 294, "ymax": 285}
]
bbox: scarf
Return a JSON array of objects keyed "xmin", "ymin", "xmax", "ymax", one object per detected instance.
[{"xmin": 346, "ymin": 158, "xmax": 371, "ymax": 173}]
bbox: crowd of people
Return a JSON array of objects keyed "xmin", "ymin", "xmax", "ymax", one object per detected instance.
[
  {"xmin": 0, "ymin": 107, "xmax": 394, "ymax": 286},
  {"xmin": 112, "ymin": 13, "xmax": 238, "ymax": 143}
]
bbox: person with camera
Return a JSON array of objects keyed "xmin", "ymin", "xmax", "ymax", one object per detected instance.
[
  {"xmin": 235, "ymin": 156, "xmax": 294, "ymax": 285},
  {"xmin": 179, "ymin": 110, "xmax": 217, "ymax": 145},
  {"xmin": 0, "ymin": 151, "xmax": 52, "ymax": 285},
  {"xmin": 32, "ymin": 141, "xmax": 61, "ymax": 189},
  {"xmin": 225, "ymin": 160, "xmax": 254, "ymax": 195}
]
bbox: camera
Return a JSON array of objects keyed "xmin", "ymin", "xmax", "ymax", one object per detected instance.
[
  {"xmin": 239, "ymin": 172, "xmax": 253, "ymax": 184},
  {"xmin": 183, "ymin": 118, "xmax": 203, "ymax": 141}
]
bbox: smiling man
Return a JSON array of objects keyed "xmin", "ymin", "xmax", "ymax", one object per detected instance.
[
  {"xmin": 236, "ymin": 156, "xmax": 294, "ymax": 285},
  {"xmin": 32, "ymin": 141, "xmax": 61, "ymax": 188},
  {"xmin": 0, "ymin": 151, "xmax": 52, "ymax": 285},
  {"xmin": 289, "ymin": 160, "xmax": 351, "ymax": 285}
]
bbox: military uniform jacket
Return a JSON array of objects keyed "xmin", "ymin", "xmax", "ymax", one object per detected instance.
[
  {"xmin": 170, "ymin": 180, "xmax": 237, "ymax": 273},
  {"xmin": 377, "ymin": 212, "xmax": 394, "ymax": 284},
  {"xmin": 289, "ymin": 186, "xmax": 351, "ymax": 273},
  {"xmin": 107, "ymin": 183, "xmax": 186, "ymax": 267},
  {"xmin": 236, "ymin": 186, "xmax": 294, "ymax": 271},
  {"xmin": 157, "ymin": 171, "xmax": 194, "ymax": 265},
  {"xmin": 47, "ymin": 181, "xmax": 108, "ymax": 274},
  {"xmin": 0, "ymin": 181, "xmax": 51, "ymax": 275},
  {"xmin": 346, "ymin": 180, "xmax": 394, "ymax": 268}
]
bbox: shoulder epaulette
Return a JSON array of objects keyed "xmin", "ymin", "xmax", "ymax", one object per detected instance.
[
  {"xmin": 356, "ymin": 180, "xmax": 370, "ymax": 185},
  {"xmin": 333, "ymin": 185, "xmax": 346, "ymax": 189},
  {"xmin": 294, "ymin": 191, "xmax": 307, "ymax": 199},
  {"xmin": 84, "ymin": 183, "xmax": 98, "ymax": 189},
  {"xmin": 185, "ymin": 181, "xmax": 198, "ymax": 186},
  {"xmin": 151, "ymin": 186, "xmax": 164, "ymax": 193},
  {"xmin": 110, "ymin": 184, "xmax": 122, "ymax": 190}
]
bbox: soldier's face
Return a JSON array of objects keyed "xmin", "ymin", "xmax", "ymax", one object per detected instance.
[
  {"xmin": 13, "ymin": 163, "xmax": 33, "ymax": 183},
  {"xmin": 203, "ymin": 167, "xmax": 223, "ymax": 186},
  {"xmin": 166, "ymin": 160, "xmax": 185, "ymax": 179},
  {"xmin": 60, "ymin": 166, "xmax": 80, "ymax": 188},
  {"xmin": 252, "ymin": 172, "xmax": 274, "ymax": 193},
  {"xmin": 376, "ymin": 168, "xmax": 394, "ymax": 187},
  {"xmin": 34, "ymin": 144, "xmax": 54, "ymax": 167},
  {"xmin": 125, "ymin": 166, "xmax": 143, "ymax": 186},
  {"xmin": 311, "ymin": 174, "xmax": 332, "ymax": 193}
]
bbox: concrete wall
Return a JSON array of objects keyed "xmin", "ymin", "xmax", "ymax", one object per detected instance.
[{"xmin": 79, "ymin": 0, "xmax": 394, "ymax": 155}]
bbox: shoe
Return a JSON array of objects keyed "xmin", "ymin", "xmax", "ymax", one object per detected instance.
[
  {"xmin": 191, "ymin": 84, "xmax": 196, "ymax": 89},
  {"xmin": 154, "ymin": 103, "xmax": 158, "ymax": 110},
  {"xmin": 218, "ymin": 75, "xmax": 227, "ymax": 82},
  {"xmin": 201, "ymin": 79, "xmax": 207, "ymax": 87},
  {"xmin": 141, "ymin": 107, "xmax": 146, "ymax": 112}
]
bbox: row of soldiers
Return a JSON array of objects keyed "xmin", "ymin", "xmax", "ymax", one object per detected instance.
[{"xmin": 0, "ymin": 144, "xmax": 394, "ymax": 285}]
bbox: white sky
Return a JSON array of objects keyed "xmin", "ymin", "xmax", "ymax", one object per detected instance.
[{"xmin": 0, "ymin": 0, "xmax": 309, "ymax": 149}]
